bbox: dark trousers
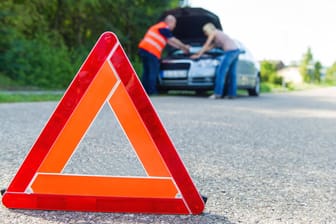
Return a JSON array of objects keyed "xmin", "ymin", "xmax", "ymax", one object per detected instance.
[{"xmin": 138, "ymin": 48, "xmax": 160, "ymax": 95}]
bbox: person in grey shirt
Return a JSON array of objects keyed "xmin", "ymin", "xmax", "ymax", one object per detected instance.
[{"xmin": 191, "ymin": 23, "xmax": 240, "ymax": 99}]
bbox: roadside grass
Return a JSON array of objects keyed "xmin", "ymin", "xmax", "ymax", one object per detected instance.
[
  {"xmin": 0, "ymin": 74, "xmax": 63, "ymax": 103},
  {"xmin": 260, "ymin": 82, "xmax": 332, "ymax": 93},
  {"xmin": 0, "ymin": 74, "xmax": 332, "ymax": 103},
  {"xmin": 0, "ymin": 93, "xmax": 63, "ymax": 103}
]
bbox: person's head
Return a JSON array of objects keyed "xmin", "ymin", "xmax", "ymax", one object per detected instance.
[
  {"xmin": 202, "ymin": 23, "xmax": 216, "ymax": 36},
  {"xmin": 164, "ymin": 14, "xmax": 177, "ymax": 30}
]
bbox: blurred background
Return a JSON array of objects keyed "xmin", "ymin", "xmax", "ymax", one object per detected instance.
[
  {"xmin": 0, "ymin": 0, "xmax": 335, "ymax": 92},
  {"xmin": 189, "ymin": 0, "xmax": 336, "ymax": 90},
  {"xmin": 0, "ymin": 0, "xmax": 179, "ymax": 90}
]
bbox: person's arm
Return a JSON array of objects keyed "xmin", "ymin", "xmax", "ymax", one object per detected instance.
[
  {"xmin": 159, "ymin": 27, "xmax": 190, "ymax": 53},
  {"xmin": 191, "ymin": 32, "xmax": 216, "ymax": 59},
  {"xmin": 167, "ymin": 37, "xmax": 190, "ymax": 53}
]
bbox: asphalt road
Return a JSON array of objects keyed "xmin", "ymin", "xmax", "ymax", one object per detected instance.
[{"xmin": 1, "ymin": 87, "xmax": 335, "ymax": 223}]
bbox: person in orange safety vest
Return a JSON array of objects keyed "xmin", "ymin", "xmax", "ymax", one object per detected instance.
[{"xmin": 138, "ymin": 14, "xmax": 190, "ymax": 95}]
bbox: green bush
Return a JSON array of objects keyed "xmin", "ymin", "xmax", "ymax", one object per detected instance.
[
  {"xmin": 0, "ymin": 72, "xmax": 20, "ymax": 89},
  {"xmin": 1, "ymin": 32, "xmax": 77, "ymax": 89},
  {"xmin": 260, "ymin": 60, "xmax": 285, "ymax": 87},
  {"xmin": 132, "ymin": 56, "xmax": 143, "ymax": 79},
  {"xmin": 285, "ymin": 82, "xmax": 295, "ymax": 90},
  {"xmin": 268, "ymin": 72, "xmax": 283, "ymax": 86},
  {"xmin": 260, "ymin": 61, "xmax": 277, "ymax": 82},
  {"xmin": 325, "ymin": 63, "xmax": 336, "ymax": 85},
  {"xmin": 324, "ymin": 77, "xmax": 336, "ymax": 85},
  {"xmin": 260, "ymin": 83, "xmax": 272, "ymax": 93}
]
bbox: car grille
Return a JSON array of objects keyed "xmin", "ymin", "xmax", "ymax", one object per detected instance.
[{"xmin": 160, "ymin": 62, "xmax": 190, "ymax": 70}]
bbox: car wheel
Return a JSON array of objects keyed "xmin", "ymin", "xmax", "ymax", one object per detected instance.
[{"xmin": 248, "ymin": 75, "xmax": 260, "ymax": 96}]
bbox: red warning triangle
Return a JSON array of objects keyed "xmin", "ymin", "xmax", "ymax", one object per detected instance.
[{"xmin": 2, "ymin": 32, "xmax": 205, "ymax": 214}]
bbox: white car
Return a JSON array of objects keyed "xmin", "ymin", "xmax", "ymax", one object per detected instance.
[{"xmin": 158, "ymin": 7, "xmax": 260, "ymax": 96}]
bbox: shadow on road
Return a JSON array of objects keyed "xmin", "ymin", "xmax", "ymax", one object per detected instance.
[
  {"xmin": 158, "ymin": 90, "xmax": 252, "ymax": 99},
  {"xmin": 12, "ymin": 209, "xmax": 235, "ymax": 224}
]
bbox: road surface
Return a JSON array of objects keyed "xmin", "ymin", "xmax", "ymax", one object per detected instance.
[{"xmin": 1, "ymin": 87, "xmax": 335, "ymax": 223}]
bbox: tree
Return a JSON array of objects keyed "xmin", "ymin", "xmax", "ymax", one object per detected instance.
[
  {"xmin": 0, "ymin": 0, "xmax": 75, "ymax": 88},
  {"xmin": 313, "ymin": 61, "xmax": 322, "ymax": 83},
  {"xmin": 260, "ymin": 60, "xmax": 283, "ymax": 85},
  {"xmin": 299, "ymin": 47, "xmax": 313, "ymax": 82},
  {"xmin": 325, "ymin": 62, "xmax": 336, "ymax": 84},
  {"xmin": 0, "ymin": 0, "xmax": 179, "ymax": 89}
]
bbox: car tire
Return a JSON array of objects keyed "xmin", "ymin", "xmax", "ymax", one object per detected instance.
[{"xmin": 248, "ymin": 74, "xmax": 260, "ymax": 96}]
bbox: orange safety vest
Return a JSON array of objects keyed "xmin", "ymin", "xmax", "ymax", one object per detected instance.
[{"xmin": 138, "ymin": 22, "xmax": 169, "ymax": 59}]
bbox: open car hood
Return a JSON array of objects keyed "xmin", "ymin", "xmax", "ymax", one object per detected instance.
[{"xmin": 159, "ymin": 7, "xmax": 222, "ymax": 45}]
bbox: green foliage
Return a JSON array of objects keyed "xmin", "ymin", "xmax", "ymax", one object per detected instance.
[
  {"xmin": 260, "ymin": 60, "xmax": 276, "ymax": 82},
  {"xmin": 1, "ymin": 31, "xmax": 75, "ymax": 89},
  {"xmin": 313, "ymin": 61, "xmax": 322, "ymax": 83},
  {"xmin": 269, "ymin": 74, "xmax": 283, "ymax": 86},
  {"xmin": 0, "ymin": 92, "xmax": 62, "ymax": 103},
  {"xmin": 0, "ymin": 72, "xmax": 22, "ymax": 89},
  {"xmin": 325, "ymin": 62, "xmax": 336, "ymax": 84},
  {"xmin": 299, "ymin": 47, "xmax": 313, "ymax": 82},
  {"xmin": 260, "ymin": 82, "xmax": 272, "ymax": 93},
  {"xmin": 299, "ymin": 47, "xmax": 323, "ymax": 83},
  {"xmin": 260, "ymin": 60, "xmax": 283, "ymax": 85},
  {"xmin": 132, "ymin": 56, "xmax": 143, "ymax": 78},
  {"xmin": 0, "ymin": 0, "xmax": 179, "ymax": 89},
  {"xmin": 285, "ymin": 82, "xmax": 295, "ymax": 91}
]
